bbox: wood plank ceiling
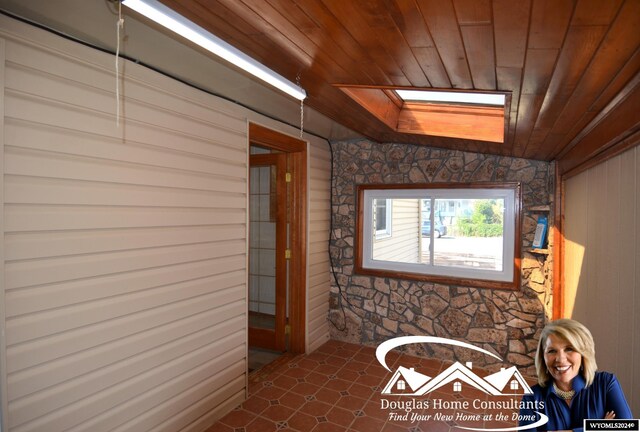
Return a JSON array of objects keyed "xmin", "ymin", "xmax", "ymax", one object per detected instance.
[{"xmin": 158, "ymin": 0, "xmax": 640, "ymax": 166}]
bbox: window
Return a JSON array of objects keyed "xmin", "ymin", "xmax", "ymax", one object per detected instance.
[
  {"xmin": 356, "ymin": 183, "xmax": 521, "ymax": 290},
  {"xmin": 395, "ymin": 89, "xmax": 506, "ymax": 106},
  {"xmin": 510, "ymin": 380, "xmax": 519, "ymax": 390},
  {"xmin": 397, "ymin": 380, "xmax": 406, "ymax": 390},
  {"xmin": 374, "ymin": 199, "xmax": 392, "ymax": 238},
  {"xmin": 453, "ymin": 382, "xmax": 462, "ymax": 392}
]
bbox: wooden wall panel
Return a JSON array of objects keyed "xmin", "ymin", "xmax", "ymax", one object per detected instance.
[
  {"xmin": 416, "ymin": 0, "xmax": 473, "ymax": 89},
  {"xmin": 139, "ymin": 0, "xmax": 640, "ymax": 160},
  {"xmin": 563, "ymin": 145, "xmax": 639, "ymax": 416},
  {"xmin": 459, "ymin": 25, "xmax": 496, "ymax": 90}
]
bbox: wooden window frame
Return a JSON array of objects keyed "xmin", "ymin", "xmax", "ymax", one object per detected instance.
[{"xmin": 355, "ymin": 183, "xmax": 522, "ymax": 291}]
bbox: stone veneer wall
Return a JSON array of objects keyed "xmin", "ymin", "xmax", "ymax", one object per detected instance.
[{"xmin": 328, "ymin": 139, "xmax": 554, "ymax": 375}]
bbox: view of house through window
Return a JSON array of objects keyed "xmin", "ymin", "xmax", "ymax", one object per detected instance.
[
  {"xmin": 359, "ymin": 184, "xmax": 520, "ymax": 287},
  {"xmin": 371, "ymin": 197, "xmax": 504, "ymax": 270},
  {"xmin": 374, "ymin": 198, "xmax": 392, "ymax": 238}
]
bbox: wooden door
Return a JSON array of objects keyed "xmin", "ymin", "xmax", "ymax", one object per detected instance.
[{"xmin": 248, "ymin": 153, "xmax": 287, "ymax": 352}]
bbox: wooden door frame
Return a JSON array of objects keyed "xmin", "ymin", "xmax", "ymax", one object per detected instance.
[{"xmin": 249, "ymin": 123, "xmax": 307, "ymax": 354}]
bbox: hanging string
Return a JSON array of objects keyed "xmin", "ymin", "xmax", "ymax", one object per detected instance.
[
  {"xmin": 300, "ymin": 98, "xmax": 304, "ymax": 139},
  {"xmin": 115, "ymin": 1, "xmax": 124, "ymax": 127},
  {"xmin": 297, "ymin": 73, "xmax": 304, "ymax": 139}
]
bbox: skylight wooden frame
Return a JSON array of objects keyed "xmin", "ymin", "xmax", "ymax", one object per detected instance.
[{"xmin": 337, "ymin": 85, "xmax": 511, "ymax": 143}]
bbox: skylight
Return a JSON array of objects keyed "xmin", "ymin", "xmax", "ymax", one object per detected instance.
[
  {"xmin": 337, "ymin": 85, "xmax": 508, "ymax": 143},
  {"xmin": 395, "ymin": 90, "xmax": 505, "ymax": 106}
]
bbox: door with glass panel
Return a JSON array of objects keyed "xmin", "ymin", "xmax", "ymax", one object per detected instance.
[{"xmin": 248, "ymin": 152, "xmax": 287, "ymax": 352}]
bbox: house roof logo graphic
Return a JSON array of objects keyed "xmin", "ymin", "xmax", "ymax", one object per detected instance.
[
  {"xmin": 381, "ymin": 361, "xmax": 533, "ymax": 396},
  {"xmin": 376, "ymin": 336, "xmax": 533, "ymax": 397}
]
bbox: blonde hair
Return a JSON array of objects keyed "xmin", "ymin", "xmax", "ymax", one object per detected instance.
[{"xmin": 535, "ymin": 319, "xmax": 597, "ymax": 387}]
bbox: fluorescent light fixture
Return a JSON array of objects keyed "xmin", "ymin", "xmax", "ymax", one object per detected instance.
[
  {"xmin": 396, "ymin": 90, "xmax": 505, "ymax": 106},
  {"xmin": 122, "ymin": 0, "xmax": 306, "ymax": 100}
]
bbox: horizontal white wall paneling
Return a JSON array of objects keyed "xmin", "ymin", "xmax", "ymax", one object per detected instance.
[
  {"xmin": 0, "ymin": 14, "xmax": 250, "ymax": 432},
  {"xmin": 0, "ymin": 9, "xmax": 334, "ymax": 431},
  {"xmin": 306, "ymin": 140, "xmax": 331, "ymax": 352}
]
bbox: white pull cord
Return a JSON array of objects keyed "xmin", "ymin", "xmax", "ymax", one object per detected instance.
[
  {"xmin": 297, "ymin": 73, "xmax": 304, "ymax": 139},
  {"xmin": 115, "ymin": 1, "xmax": 124, "ymax": 127},
  {"xmin": 300, "ymin": 98, "xmax": 304, "ymax": 139}
]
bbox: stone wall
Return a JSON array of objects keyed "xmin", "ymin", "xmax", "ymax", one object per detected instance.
[{"xmin": 328, "ymin": 139, "xmax": 554, "ymax": 375}]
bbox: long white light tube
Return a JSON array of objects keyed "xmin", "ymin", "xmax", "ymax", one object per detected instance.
[{"xmin": 122, "ymin": 0, "xmax": 307, "ymax": 100}]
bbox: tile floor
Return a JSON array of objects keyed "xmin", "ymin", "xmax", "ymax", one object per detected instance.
[
  {"xmin": 248, "ymin": 347, "xmax": 286, "ymax": 373},
  {"xmin": 208, "ymin": 340, "xmax": 523, "ymax": 432}
]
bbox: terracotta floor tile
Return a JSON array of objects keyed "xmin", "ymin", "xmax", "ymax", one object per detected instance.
[
  {"xmin": 282, "ymin": 366, "xmax": 311, "ymax": 379},
  {"xmin": 348, "ymin": 382, "xmax": 375, "ymax": 400},
  {"xmin": 306, "ymin": 352, "xmax": 330, "ymax": 362},
  {"xmin": 203, "ymin": 421, "xmax": 233, "ymax": 432},
  {"xmin": 335, "ymin": 368, "xmax": 360, "ymax": 382},
  {"xmin": 333, "ymin": 348, "xmax": 359, "ymax": 359},
  {"xmin": 335, "ymin": 395, "xmax": 367, "ymax": 411},
  {"xmin": 312, "ymin": 422, "xmax": 348, "ymax": 432},
  {"xmin": 225, "ymin": 341, "xmax": 536, "ymax": 432},
  {"xmin": 279, "ymin": 391, "xmax": 307, "ymax": 410},
  {"xmin": 365, "ymin": 364, "xmax": 390, "ymax": 377},
  {"xmin": 315, "ymin": 363, "xmax": 341, "ymax": 375},
  {"xmin": 355, "ymin": 373, "xmax": 384, "ymax": 387},
  {"xmin": 246, "ymin": 416, "xmax": 279, "ymax": 432},
  {"xmin": 358, "ymin": 345, "xmax": 377, "ymax": 353},
  {"xmin": 417, "ymin": 419, "xmax": 451, "ymax": 432},
  {"xmin": 326, "ymin": 406, "xmax": 356, "ymax": 427},
  {"xmin": 342, "ymin": 360, "xmax": 369, "ymax": 372},
  {"xmin": 315, "ymin": 387, "xmax": 342, "ymax": 405},
  {"xmin": 318, "ymin": 341, "xmax": 342, "ymax": 352},
  {"xmin": 323, "ymin": 378, "xmax": 351, "ymax": 391},
  {"xmin": 381, "ymin": 423, "xmax": 408, "ymax": 432},
  {"xmin": 256, "ymin": 385, "xmax": 288, "ymax": 401},
  {"xmin": 383, "ymin": 350, "xmax": 402, "ymax": 365},
  {"xmin": 484, "ymin": 419, "xmax": 516, "ymax": 429},
  {"xmin": 350, "ymin": 415, "xmax": 386, "ymax": 432},
  {"xmin": 219, "ymin": 408, "xmax": 257, "ymax": 428},
  {"xmin": 261, "ymin": 404, "xmax": 296, "ymax": 422},
  {"xmin": 306, "ymin": 371, "xmax": 332, "ymax": 386},
  {"xmin": 296, "ymin": 358, "xmax": 320, "ymax": 370},
  {"xmin": 362, "ymin": 400, "xmax": 389, "ymax": 421},
  {"xmin": 249, "ymin": 381, "xmax": 265, "ymax": 395},
  {"xmin": 351, "ymin": 352, "xmax": 374, "ymax": 364},
  {"xmin": 273, "ymin": 374, "xmax": 298, "ymax": 390},
  {"xmin": 300, "ymin": 400, "xmax": 333, "ymax": 417},
  {"xmin": 288, "ymin": 411, "xmax": 319, "ymax": 431},
  {"xmin": 325, "ymin": 356, "xmax": 347, "ymax": 367},
  {"xmin": 242, "ymin": 395, "xmax": 270, "ymax": 415},
  {"xmin": 291, "ymin": 381, "xmax": 321, "ymax": 396}
]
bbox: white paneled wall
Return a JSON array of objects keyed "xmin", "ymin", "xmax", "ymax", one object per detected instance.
[
  {"xmin": 0, "ymin": 13, "xmax": 331, "ymax": 432},
  {"xmin": 307, "ymin": 142, "xmax": 332, "ymax": 353},
  {"xmin": 563, "ymin": 145, "xmax": 639, "ymax": 416}
]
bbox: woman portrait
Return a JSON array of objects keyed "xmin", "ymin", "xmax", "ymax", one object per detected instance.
[{"xmin": 519, "ymin": 319, "xmax": 633, "ymax": 431}]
